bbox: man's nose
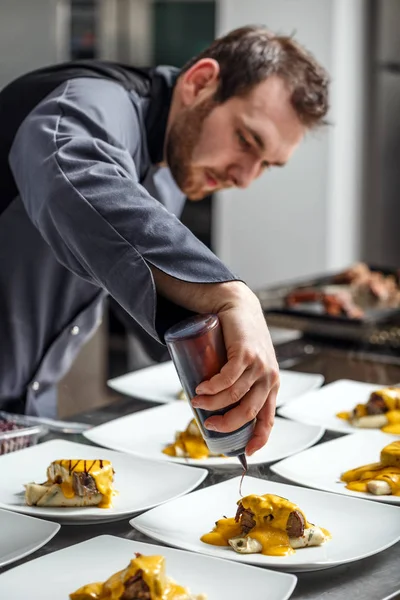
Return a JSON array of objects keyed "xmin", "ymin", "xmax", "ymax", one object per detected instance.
[{"xmin": 227, "ymin": 160, "xmax": 261, "ymax": 189}]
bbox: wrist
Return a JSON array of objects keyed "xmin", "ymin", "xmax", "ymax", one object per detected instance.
[{"xmin": 211, "ymin": 281, "xmax": 256, "ymax": 312}]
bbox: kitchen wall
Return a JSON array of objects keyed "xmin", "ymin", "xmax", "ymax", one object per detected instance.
[
  {"xmin": 213, "ymin": 0, "xmax": 369, "ymax": 289},
  {"xmin": 0, "ymin": 0, "xmax": 69, "ymax": 89}
]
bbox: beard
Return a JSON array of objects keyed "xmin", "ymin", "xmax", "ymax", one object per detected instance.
[{"xmin": 165, "ymin": 98, "xmax": 217, "ymax": 200}]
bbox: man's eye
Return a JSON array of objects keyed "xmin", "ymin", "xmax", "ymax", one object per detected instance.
[{"xmin": 237, "ymin": 132, "xmax": 251, "ymax": 150}]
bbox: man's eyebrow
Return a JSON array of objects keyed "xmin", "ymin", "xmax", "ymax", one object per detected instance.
[{"xmin": 243, "ymin": 124, "xmax": 286, "ymax": 167}]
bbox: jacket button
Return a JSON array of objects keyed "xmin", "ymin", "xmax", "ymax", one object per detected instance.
[
  {"xmin": 31, "ymin": 381, "xmax": 40, "ymax": 392},
  {"xmin": 71, "ymin": 325, "xmax": 80, "ymax": 336}
]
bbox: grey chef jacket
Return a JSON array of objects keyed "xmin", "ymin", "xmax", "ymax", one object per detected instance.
[{"xmin": 1, "ymin": 66, "xmax": 236, "ymax": 417}]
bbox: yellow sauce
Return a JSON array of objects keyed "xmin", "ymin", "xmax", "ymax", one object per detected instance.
[
  {"xmin": 201, "ymin": 517, "xmax": 241, "ymax": 546},
  {"xmin": 242, "ymin": 494, "xmax": 308, "ymax": 530},
  {"xmin": 163, "ymin": 419, "xmax": 214, "ymax": 460},
  {"xmin": 382, "ymin": 410, "xmax": 400, "ymax": 434},
  {"xmin": 70, "ymin": 555, "xmax": 193, "ymax": 600},
  {"xmin": 70, "ymin": 582, "xmax": 103, "ymax": 600},
  {"xmin": 48, "ymin": 459, "xmax": 115, "ymax": 508},
  {"xmin": 341, "ymin": 441, "xmax": 400, "ymax": 496},
  {"xmin": 336, "ymin": 411, "xmax": 351, "ymax": 420},
  {"xmin": 250, "ymin": 527, "xmax": 293, "ymax": 556},
  {"xmin": 201, "ymin": 494, "xmax": 313, "ymax": 557}
]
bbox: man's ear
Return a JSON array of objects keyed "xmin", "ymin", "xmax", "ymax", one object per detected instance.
[{"xmin": 179, "ymin": 58, "xmax": 220, "ymax": 106}]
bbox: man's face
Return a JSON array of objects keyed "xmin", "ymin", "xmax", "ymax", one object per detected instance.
[{"xmin": 166, "ymin": 73, "xmax": 306, "ymax": 200}]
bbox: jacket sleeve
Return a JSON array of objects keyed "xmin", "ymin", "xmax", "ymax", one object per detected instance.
[{"xmin": 9, "ymin": 77, "xmax": 238, "ymax": 341}]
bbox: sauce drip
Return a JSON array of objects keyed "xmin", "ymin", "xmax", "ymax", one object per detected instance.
[{"xmin": 238, "ymin": 453, "xmax": 247, "ymax": 496}]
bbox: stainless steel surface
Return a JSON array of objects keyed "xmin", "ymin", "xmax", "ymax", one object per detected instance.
[
  {"xmin": 382, "ymin": 591, "xmax": 400, "ymax": 600},
  {"xmin": 258, "ymin": 272, "xmax": 400, "ymax": 349},
  {"xmin": 1, "ymin": 345, "xmax": 399, "ymax": 598},
  {"xmin": 18, "ymin": 414, "xmax": 92, "ymax": 434},
  {"xmin": 364, "ymin": 0, "xmax": 400, "ymax": 267}
]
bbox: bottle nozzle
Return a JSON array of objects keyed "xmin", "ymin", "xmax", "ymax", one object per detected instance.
[{"xmin": 237, "ymin": 453, "xmax": 248, "ymax": 472}]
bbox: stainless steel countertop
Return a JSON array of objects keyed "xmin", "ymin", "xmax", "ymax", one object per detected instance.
[{"xmin": 1, "ymin": 342, "xmax": 400, "ymax": 599}]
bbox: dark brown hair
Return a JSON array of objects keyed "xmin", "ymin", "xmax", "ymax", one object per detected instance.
[{"xmin": 181, "ymin": 26, "xmax": 329, "ymax": 128}]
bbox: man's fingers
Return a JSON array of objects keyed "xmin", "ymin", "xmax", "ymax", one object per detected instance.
[
  {"xmin": 193, "ymin": 368, "xmax": 256, "ymax": 410},
  {"xmin": 195, "ymin": 356, "xmax": 248, "ymax": 395},
  {"xmin": 245, "ymin": 386, "xmax": 278, "ymax": 456},
  {"xmin": 204, "ymin": 381, "xmax": 268, "ymax": 433}
]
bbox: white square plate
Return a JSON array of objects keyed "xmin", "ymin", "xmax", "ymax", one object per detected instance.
[
  {"xmin": 131, "ymin": 476, "xmax": 400, "ymax": 572},
  {"xmin": 84, "ymin": 402, "xmax": 324, "ymax": 466},
  {"xmin": 271, "ymin": 430, "xmax": 400, "ymax": 504},
  {"xmin": 277, "ymin": 379, "xmax": 399, "ymax": 434},
  {"xmin": 0, "ymin": 508, "xmax": 59, "ymax": 568},
  {"xmin": 107, "ymin": 361, "xmax": 324, "ymax": 407},
  {"xmin": 0, "ymin": 535, "xmax": 297, "ymax": 600},
  {"xmin": 0, "ymin": 439, "xmax": 207, "ymax": 524}
]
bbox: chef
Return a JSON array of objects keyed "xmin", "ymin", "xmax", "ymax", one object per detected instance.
[{"xmin": 0, "ymin": 26, "xmax": 329, "ymax": 456}]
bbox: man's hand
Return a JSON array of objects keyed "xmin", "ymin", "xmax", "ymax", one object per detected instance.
[
  {"xmin": 191, "ymin": 283, "xmax": 279, "ymax": 455},
  {"xmin": 150, "ymin": 269, "xmax": 279, "ymax": 455}
]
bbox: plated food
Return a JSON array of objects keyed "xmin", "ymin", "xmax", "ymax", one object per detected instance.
[
  {"xmin": 163, "ymin": 419, "xmax": 222, "ymax": 460},
  {"xmin": 70, "ymin": 552, "xmax": 206, "ymax": 600},
  {"xmin": 284, "ymin": 262, "xmax": 400, "ymax": 319},
  {"xmin": 337, "ymin": 386, "xmax": 400, "ymax": 434},
  {"xmin": 25, "ymin": 459, "xmax": 116, "ymax": 508},
  {"xmin": 341, "ymin": 441, "xmax": 400, "ymax": 497},
  {"xmin": 201, "ymin": 493, "xmax": 330, "ymax": 557}
]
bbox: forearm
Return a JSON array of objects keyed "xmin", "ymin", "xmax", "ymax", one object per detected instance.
[{"xmin": 150, "ymin": 265, "xmax": 255, "ymax": 315}]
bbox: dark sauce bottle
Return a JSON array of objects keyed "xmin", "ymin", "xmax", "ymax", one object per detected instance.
[{"xmin": 165, "ymin": 314, "xmax": 254, "ymax": 462}]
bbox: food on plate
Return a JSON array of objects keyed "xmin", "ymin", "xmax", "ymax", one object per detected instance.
[
  {"xmin": 201, "ymin": 494, "xmax": 330, "ymax": 556},
  {"xmin": 341, "ymin": 441, "xmax": 400, "ymax": 496},
  {"xmin": 25, "ymin": 459, "xmax": 116, "ymax": 508},
  {"xmin": 285, "ymin": 288, "xmax": 364, "ymax": 319},
  {"xmin": 337, "ymin": 386, "xmax": 400, "ymax": 434},
  {"xmin": 70, "ymin": 553, "xmax": 206, "ymax": 600},
  {"xmin": 333, "ymin": 263, "xmax": 400, "ymax": 305},
  {"xmin": 163, "ymin": 419, "xmax": 222, "ymax": 460},
  {"xmin": 284, "ymin": 263, "xmax": 400, "ymax": 319}
]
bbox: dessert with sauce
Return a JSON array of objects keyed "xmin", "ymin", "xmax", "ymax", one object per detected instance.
[
  {"xmin": 25, "ymin": 459, "xmax": 116, "ymax": 508},
  {"xmin": 341, "ymin": 441, "xmax": 400, "ymax": 496},
  {"xmin": 337, "ymin": 386, "xmax": 400, "ymax": 434},
  {"xmin": 201, "ymin": 494, "xmax": 330, "ymax": 556},
  {"xmin": 163, "ymin": 419, "xmax": 223, "ymax": 460},
  {"xmin": 70, "ymin": 553, "xmax": 206, "ymax": 600}
]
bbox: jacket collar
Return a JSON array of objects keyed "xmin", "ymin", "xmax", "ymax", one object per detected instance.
[{"xmin": 145, "ymin": 66, "xmax": 180, "ymax": 164}]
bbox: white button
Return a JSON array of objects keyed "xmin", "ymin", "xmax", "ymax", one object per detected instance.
[
  {"xmin": 31, "ymin": 381, "xmax": 40, "ymax": 392},
  {"xmin": 71, "ymin": 325, "xmax": 80, "ymax": 336}
]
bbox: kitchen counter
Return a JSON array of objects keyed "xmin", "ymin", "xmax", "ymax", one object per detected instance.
[{"xmin": 1, "ymin": 338, "xmax": 400, "ymax": 599}]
